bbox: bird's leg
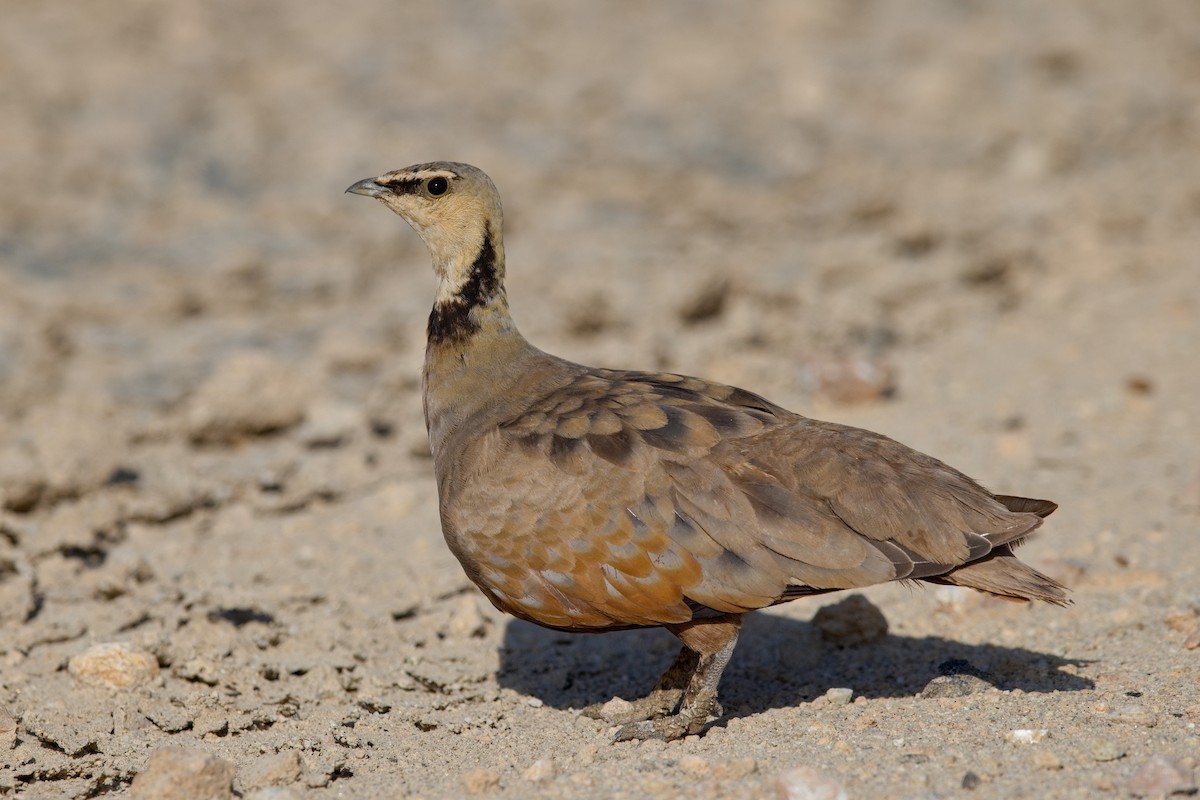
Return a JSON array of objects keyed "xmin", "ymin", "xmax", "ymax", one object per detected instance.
[
  {"xmin": 614, "ymin": 615, "xmax": 742, "ymax": 742},
  {"xmin": 581, "ymin": 644, "xmax": 698, "ymax": 724}
]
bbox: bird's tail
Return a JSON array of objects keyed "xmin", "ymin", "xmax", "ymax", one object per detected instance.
[
  {"xmin": 993, "ymin": 494, "xmax": 1058, "ymax": 518},
  {"xmin": 928, "ymin": 544, "xmax": 1071, "ymax": 605},
  {"xmin": 928, "ymin": 493, "xmax": 1068, "ymax": 604}
]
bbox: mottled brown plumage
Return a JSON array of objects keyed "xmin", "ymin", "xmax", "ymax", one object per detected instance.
[{"xmin": 347, "ymin": 162, "xmax": 1069, "ymax": 741}]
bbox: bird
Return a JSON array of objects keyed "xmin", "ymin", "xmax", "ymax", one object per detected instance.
[{"xmin": 346, "ymin": 162, "xmax": 1069, "ymax": 741}]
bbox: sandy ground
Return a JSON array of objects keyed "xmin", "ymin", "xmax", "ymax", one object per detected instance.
[{"xmin": 2, "ymin": 2, "xmax": 1199, "ymax": 798}]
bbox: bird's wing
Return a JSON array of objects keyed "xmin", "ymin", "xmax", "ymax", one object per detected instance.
[
  {"xmin": 726, "ymin": 418, "xmax": 1047, "ymax": 576},
  {"xmin": 444, "ymin": 369, "xmax": 1045, "ymax": 629}
]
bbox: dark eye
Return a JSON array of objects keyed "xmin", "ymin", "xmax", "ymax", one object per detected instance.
[{"xmin": 426, "ymin": 177, "xmax": 449, "ymax": 196}]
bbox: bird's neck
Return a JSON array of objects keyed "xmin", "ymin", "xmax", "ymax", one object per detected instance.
[
  {"xmin": 422, "ymin": 229, "xmax": 537, "ymax": 457},
  {"xmin": 427, "ymin": 227, "xmax": 511, "ymax": 345}
]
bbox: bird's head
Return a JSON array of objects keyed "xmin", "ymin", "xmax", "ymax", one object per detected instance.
[{"xmin": 346, "ymin": 162, "xmax": 503, "ymax": 279}]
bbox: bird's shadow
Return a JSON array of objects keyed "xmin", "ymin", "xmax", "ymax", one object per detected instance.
[{"xmin": 497, "ymin": 611, "xmax": 1093, "ymax": 720}]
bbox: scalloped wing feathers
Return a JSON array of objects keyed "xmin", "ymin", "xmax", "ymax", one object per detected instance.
[{"xmin": 438, "ymin": 369, "xmax": 1066, "ymax": 631}]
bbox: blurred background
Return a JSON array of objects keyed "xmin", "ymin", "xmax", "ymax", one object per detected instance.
[
  {"xmin": 3, "ymin": 1, "xmax": 1198, "ymax": 434},
  {"xmin": 1, "ymin": 2, "xmax": 1198, "ymax": 797}
]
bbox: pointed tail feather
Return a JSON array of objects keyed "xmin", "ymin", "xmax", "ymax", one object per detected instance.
[
  {"xmin": 994, "ymin": 494, "xmax": 1058, "ymax": 518},
  {"xmin": 927, "ymin": 545, "xmax": 1070, "ymax": 606}
]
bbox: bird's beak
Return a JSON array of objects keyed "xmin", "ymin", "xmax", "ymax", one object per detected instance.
[{"xmin": 345, "ymin": 177, "xmax": 387, "ymax": 198}]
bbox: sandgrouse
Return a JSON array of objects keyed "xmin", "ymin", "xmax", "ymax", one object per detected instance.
[{"xmin": 347, "ymin": 162, "xmax": 1068, "ymax": 741}]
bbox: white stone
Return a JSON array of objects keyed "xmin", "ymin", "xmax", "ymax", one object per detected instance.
[
  {"xmin": 68, "ymin": 642, "xmax": 160, "ymax": 689},
  {"xmin": 775, "ymin": 766, "xmax": 848, "ymax": 800}
]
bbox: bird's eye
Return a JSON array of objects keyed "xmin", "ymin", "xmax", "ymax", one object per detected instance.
[{"xmin": 426, "ymin": 177, "xmax": 449, "ymax": 196}]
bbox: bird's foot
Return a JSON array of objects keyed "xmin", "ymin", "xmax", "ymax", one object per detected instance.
[
  {"xmin": 611, "ymin": 700, "xmax": 722, "ymax": 742},
  {"xmin": 580, "ymin": 688, "xmax": 682, "ymax": 725}
]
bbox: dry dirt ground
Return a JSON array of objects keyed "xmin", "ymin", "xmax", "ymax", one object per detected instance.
[{"xmin": 2, "ymin": 2, "xmax": 1199, "ymax": 798}]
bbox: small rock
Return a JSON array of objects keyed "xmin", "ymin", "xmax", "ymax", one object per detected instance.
[
  {"xmin": 1184, "ymin": 629, "xmax": 1200, "ymax": 650},
  {"xmin": 241, "ymin": 750, "xmax": 302, "ymax": 792},
  {"xmin": 297, "ymin": 401, "xmax": 360, "ymax": 448},
  {"xmin": 921, "ymin": 673, "xmax": 992, "ymax": 698},
  {"xmin": 186, "ymin": 352, "xmax": 311, "ymax": 444},
  {"xmin": 678, "ymin": 754, "xmax": 710, "ymax": 776},
  {"xmin": 798, "ymin": 355, "xmax": 896, "ymax": 405},
  {"xmin": 713, "ymin": 757, "xmax": 758, "ymax": 780},
  {"xmin": 961, "ymin": 771, "xmax": 981, "ymax": 790},
  {"xmin": 303, "ymin": 759, "xmax": 334, "ymax": 789},
  {"xmin": 316, "ymin": 327, "xmax": 387, "ymax": 372},
  {"xmin": 598, "ymin": 697, "xmax": 635, "ymax": 722},
  {"xmin": 142, "ymin": 699, "xmax": 194, "ymax": 734},
  {"xmin": 297, "ymin": 664, "xmax": 346, "ymax": 702},
  {"xmin": 938, "ymin": 658, "xmax": 997, "ymax": 680},
  {"xmin": 175, "ymin": 657, "xmax": 222, "ymax": 687},
  {"xmin": 68, "ymin": 642, "xmax": 160, "ymax": 689},
  {"xmin": 0, "ymin": 443, "xmax": 47, "ymax": 512},
  {"xmin": 1163, "ymin": 609, "xmax": 1197, "ymax": 633},
  {"xmin": 192, "ymin": 708, "xmax": 230, "ymax": 738},
  {"xmin": 1128, "ymin": 755, "xmax": 1196, "ymax": 798},
  {"xmin": 1124, "ymin": 375, "xmax": 1155, "ymax": 396},
  {"xmin": 448, "ymin": 594, "xmax": 488, "ymax": 638},
  {"xmin": 526, "ymin": 697, "xmax": 543, "ymax": 708},
  {"xmin": 678, "ymin": 276, "xmax": 731, "ymax": 325},
  {"xmin": 576, "ymin": 744, "xmax": 599, "ymax": 765},
  {"xmin": 812, "ymin": 594, "xmax": 888, "ymax": 646},
  {"xmin": 932, "ymin": 584, "xmax": 978, "ymax": 611},
  {"xmin": 638, "ymin": 737, "xmax": 667, "ymax": 754},
  {"xmin": 462, "ymin": 767, "xmax": 500, "ymax": 794},
  {"xmin": 565, "ymin": 290, "xmax": 614, "ymax": 336},
  {"xmin": 129, "ymin": 746, "xmax": 235, "ymax": 800},
  {"xmin": 641, "ymin": 777, "xmax": 677, "ymax": 796},
  {"xmin": 1089, "ymin": 738, "xmax": 1126, "ymax": 762},
  {"xmin": 112, "ymin": 705, "xmax": 151, "ymax": 736},
  {"xmin": 245, "ymin": 788, "xmax": 305, "ymax": 800},
  {"xmin": 1032, "ymin": 749, "xmax": 1063, "ymax": 771},
  {"xmin": 521, "ymin": 759, "xmax": 556, "ymax": 782},
  {"xmin": 1104, "ymin": 703, "xmax": 1158, "ymax": 728},
  {"xmin": 774, "ymin": 766, "xmax": 849, "ymax": 800},
  {"xmin": 17, "ymin": 399, "xmax": 125, "ymax": 503},
  {"xmin": 1005, "ymin": 729, "xmax": 1048, "ymax": 744},
  {"xmin": 825, "ymin": 688, "xmax": 853, "ymax": 706}
]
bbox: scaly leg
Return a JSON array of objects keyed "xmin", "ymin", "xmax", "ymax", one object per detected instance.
[
  {"xmin": 581, "ymin": 644, "xmax": 699, "ymax": 724},
  {"xmin": 614, "ymin": 615, "xmax": 742, "ymax": 742}
]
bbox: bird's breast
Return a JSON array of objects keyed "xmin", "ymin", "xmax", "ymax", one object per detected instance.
[{"xmin": 436, "ymin": 452, "xmax": 701, "ymax": 631}]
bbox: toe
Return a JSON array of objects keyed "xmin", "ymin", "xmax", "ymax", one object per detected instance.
[
  {"xmin": 583, "ymin": 692, "xmax": 680, "ymax": 724},
  {"xmin": 613, "ymin": 720, "xmax": 665, "ymax": 742},
  {"xmin": 613, "ymin": 715, "xmax": 702, "ymax": 743}
]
